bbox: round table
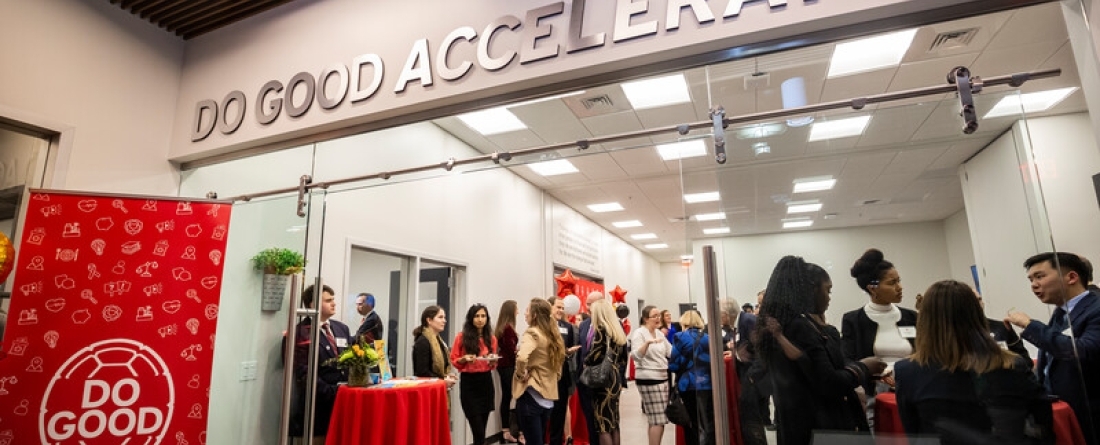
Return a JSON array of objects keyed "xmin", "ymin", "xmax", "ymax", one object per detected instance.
[
  {"xmin": 874, "ymin": 392, "xmax": 1087, "ymax": 445},
  {"xmin": 325, "ymin": 380, "xmax": 451, "ymax": 445}
]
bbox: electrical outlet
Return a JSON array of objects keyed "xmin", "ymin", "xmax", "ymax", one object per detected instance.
[{"xmin": 239, "ymin": 360, "xmax": 258, "ymax": 381}]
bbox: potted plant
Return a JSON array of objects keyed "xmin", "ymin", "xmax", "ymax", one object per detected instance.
[
  {"xmin": 251, "ymin": 248, "xmax": 304, "ymax": 311},
  {"xmin": 325, "ymin": 336, "xmax": 381, "ymax": 387}
]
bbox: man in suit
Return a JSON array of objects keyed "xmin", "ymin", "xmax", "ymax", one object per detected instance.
[
  {"xmin": 1007, "ymin": 252, "xmax": 1100, "ymax": 445},
  {"xmin": 548, "ymin": 297, "xmax": 582, "ymax": 445},
  {"xmin": 575, "ymin": 291, "xmax": 604, "ymax": 444},
  {"xmin": 354, "ymin": 292, "xmax": 383, "ymax": 342},
  {"xmin": 290, "ymin": 284, "xmax": 354, "ymax": 445}
]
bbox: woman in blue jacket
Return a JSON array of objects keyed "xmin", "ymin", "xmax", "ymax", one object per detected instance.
[{"xmin": 668, "ymin": 310, "xmax": 713, "ymax": 445}]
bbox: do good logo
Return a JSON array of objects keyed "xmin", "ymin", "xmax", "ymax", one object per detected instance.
[{"xmin": 39, "ymin": 339, "xmax": 174, "ymax": 444}]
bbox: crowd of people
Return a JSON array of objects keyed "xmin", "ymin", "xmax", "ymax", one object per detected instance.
[{"xmin": 289, "ymin": 248, "xmax": 1100, "ymax": 445}]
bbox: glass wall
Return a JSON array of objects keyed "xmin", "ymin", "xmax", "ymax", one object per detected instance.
[{"xmin": 180, "ymin": 2, "xmax": 1099, "ymax": 443}]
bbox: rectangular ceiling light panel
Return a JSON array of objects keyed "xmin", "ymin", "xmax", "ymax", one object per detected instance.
[
  {"xmin": 621, "ymin": 74, "xmax": 691, "ymax": 109},
  {"xmin": 827, "ymin": 29, "xmax": 917, "ymax": 78},
  {"xmin": 782, "ymin": 218, "xmax": 814, "ymax": 229},
  {"xmin": 787, "ymin": 201, "xmax": 823, "ymax": 214},
  {"xmin": 528, "ymin": 159, "xmax": 578, "ymax": 176},
  {"xmin": 456, "ymin": 107, "xmax": 528, "ymax": 135},
  {"xmin": 657, "ymin": 139, "xmax": 708, "ymax": 161},
  {"xmin": 645, "ymin": 243, "xmax": 669, "ymax": 249},
  {"xmin": 808, "ymin": 115, "xmax": 871, "ymax": 142},
  {"xmin": 703, "ymin": 227, "xmax": 730, "ymax": 235},
  {"xmin": 630, "ymin": 233, "xmax": 658, "ymax": 240},
  {"xmin": 693, "ymin": 212, "xmax": 726, "ymax": 221},
  {"xmin": 613, "ymin": 220, "xmax": 643, "ymax": 228},
  {"xmin": 983, "ymin": 87, "xmax": 1077, "ymax": 118}
]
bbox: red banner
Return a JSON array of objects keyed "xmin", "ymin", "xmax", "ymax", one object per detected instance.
[{"xmin": 0, "ymin": 191, "xmax": 231, "ymax": 445}]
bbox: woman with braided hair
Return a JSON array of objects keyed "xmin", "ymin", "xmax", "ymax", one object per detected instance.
[{"xmin": 756, "ymin": 256, "xmax": 886, "ymax": 445}]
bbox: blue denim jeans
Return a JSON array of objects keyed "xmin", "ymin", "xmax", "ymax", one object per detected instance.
[{"xmin": 516, "ymin": 391, "xmax": 553, "ymax": 445}]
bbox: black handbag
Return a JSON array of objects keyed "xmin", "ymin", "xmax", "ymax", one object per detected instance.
[
  {"xmin": 665, "ymin": 375, "xmax": 693, "ymax": 427},
  {"xmin": 579, "ymin": 335, "xmax": 618, "ymax": 388}
]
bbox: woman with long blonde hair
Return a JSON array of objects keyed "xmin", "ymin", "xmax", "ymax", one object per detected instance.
[
  {"xmin": 584, "ymin": 299, "xmax": 628, "ymax": 445},
  {"xmin": 513, "ymin": 298, "xmax": 565, "ymax": 445}
]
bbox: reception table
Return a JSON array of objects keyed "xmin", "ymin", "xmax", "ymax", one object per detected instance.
[
  {"xmin": 326, "ymin": 379, "xmax": 451, "ymax": 445},
  {"xmin": 873, "ymin": 392, "xmax": 1086, "ymax": 445}
]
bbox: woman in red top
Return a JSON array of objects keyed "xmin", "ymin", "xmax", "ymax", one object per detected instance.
[
  {"xmin": 452, "ymin": 303, "xmax": 500, "ymax": 445},
  {"xmin": 495, "ymin": 300, "xmax": 520, "ymax": 442}
]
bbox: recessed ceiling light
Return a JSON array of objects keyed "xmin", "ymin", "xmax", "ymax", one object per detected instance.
[
  {"xmin": 588, "ymin": 202, "xmax": 624, "ymax": 213},
  {"xmin": 782, "ymin": 217, "xmax": 814, "ymax": 229},
  {"xmin": 752, "ymin": 142, "xmax": 771, "ymax": 156},
  {"xmin": 684, "ymin": 191, "xmax": 720, "ymax": 203},
  {"xmin": 827, "ymin": 29, "xmax": 917, "ymax": 78},
  {"xmin": 693, "ymin": 212, "xmax": 726, "ymax": 221},
  {"xmin": 528, "ymin": 159, "xmax": 578, "ymax": 176},
  {"xmin": 983, "ymin": 87, "xmax": 1078, "ymax": 118},
  {"xmin": 456, "ymin": 107, "xmax": 527, "ymax": 135},
  {"xmin": 621, "ymin": 74, "xmax": 691, "ymax": 110},
  {"xmin": 808, "ymin": 116, "xmax": 871, "ymax": 142},
  {"xmin": 613, "ymin": 220, "xmax": 643, "ymax": 228},
  {"xmin": 787, "ymin": 200, "xmax": 823, "ymax": 214},
  {"xmin": 631, "ymin": 233, "xmax": 658, "ymax": 240},
  {"xmin": 657, "ymin": 139, "xmax": 708, "ymax": 161},
  {"xmin": 793, "ymin": 176, "xmax": 837, "ymax": 193},
  {"xmin": 703, "ymin": 227, "xmax": 730, "ymax": 235},
  {"xmin": 645, "ymin": 243, "xmax": 669, "ymax": 249}
]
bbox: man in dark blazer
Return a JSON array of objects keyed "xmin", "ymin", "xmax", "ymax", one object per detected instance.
[
  {"xmin": 289, "ymin": 284, "xmax": 354, "ymax": 444},
  {"xmin": 354, "ymin": 292, "xmax": 383, "ymax": 342},
  {"xmin": 549, "ymin": 297, "xmax": 581, "ymax": 445},
  {"xmin": 575, "ymin": 291, "xmax": 604, "ymax": 444},
  {"xmin": 1007, "ymin": 252, "xmax": 1100, "ymax": 445}
]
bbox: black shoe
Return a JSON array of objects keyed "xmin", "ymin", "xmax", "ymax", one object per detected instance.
[{"xmin": 566, "ymin": 438, "xmax": 573, "ymax": 445}]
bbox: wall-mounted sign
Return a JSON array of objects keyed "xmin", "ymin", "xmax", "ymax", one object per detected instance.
[{"xmin": 191, "ymin": 0, "xmax": 804, "ymax": 142}]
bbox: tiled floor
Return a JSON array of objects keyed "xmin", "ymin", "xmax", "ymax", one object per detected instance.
[{"xmin": 617, "ymin": 385, "xmax": 777, "ymax": 445}]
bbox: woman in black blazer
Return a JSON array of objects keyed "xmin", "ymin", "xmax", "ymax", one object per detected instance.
[
  {"xmin": 411, "ymin": 305, "xmax": 457, "ymax": 387},
  {"xmin": 841, "ymin": 249, "xmax": 917, "ymax": 370}
]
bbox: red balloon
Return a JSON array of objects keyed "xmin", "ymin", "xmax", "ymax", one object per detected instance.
[
  {"xmin": 609, "ymin": 285, "xmax": 627, "ymax": 304},
  {"xmin": 0, "ymin": 232, "xmax": 14, "ymax": 283},
  {"xmin": 555, "ymin": 269, "xmax": 578, "ymax": 297}
]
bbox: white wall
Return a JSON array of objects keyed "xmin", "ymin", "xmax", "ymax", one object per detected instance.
[
  {"xmin": 944, "ymin": 209, "xmax": 978, "ymax": 286},
  {"xmin": 688, "ymin": 221, "xmax": 952, "ymax": 323},
  {"xmin": 0, "ymin": 1, "xmax": 183, "ymax": 194}
]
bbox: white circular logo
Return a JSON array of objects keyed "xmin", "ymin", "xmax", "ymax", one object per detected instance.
[{"xmin": 39, "ymin": 339, "xmax": 174, "ymax": 444}]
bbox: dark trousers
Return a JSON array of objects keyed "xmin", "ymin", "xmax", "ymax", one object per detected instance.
[
  {"xmin": 548, "ymin": 379, "xmax": 574, "ymax": 445},
  {"xmin": 683, "ymin": 390, "xmax": 715, "ymax": 445},
  {"xmin": 575, "ymin": 383, "xmax": 598, "ymax": 443},
  {"xmin": 518, "ymin": 392, "xmax": 553, "ymax": 445},
  {"xmin": 467, "ymin": 411, "xmax": 490, "ymax": 445},
  {"xmin": 499, "ymin": 366, "xmax": 515, "ymax": 431}
]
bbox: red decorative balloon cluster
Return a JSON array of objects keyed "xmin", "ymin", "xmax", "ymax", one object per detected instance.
[
  {"xmin": 0, "ymin": 232, "xmax": 14, "ymax": 283},
  {"xmin": 555, "ymin": 269, "xmax": 578, "ymax": 297}
]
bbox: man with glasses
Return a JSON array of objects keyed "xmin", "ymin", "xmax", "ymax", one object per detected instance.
[{"xmin": 354, "ymin": 292, "xmax": 383, "ymax": 342}]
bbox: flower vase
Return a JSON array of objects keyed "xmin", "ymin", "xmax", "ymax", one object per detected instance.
[{"xmin": 348, "ymin": 367, "xmax": 371, "ymax": 387}]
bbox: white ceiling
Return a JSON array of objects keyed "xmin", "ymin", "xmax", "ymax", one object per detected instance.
[{"xmin": 432, "ymin": 3, "xmax": 1086, "ymax": 263}]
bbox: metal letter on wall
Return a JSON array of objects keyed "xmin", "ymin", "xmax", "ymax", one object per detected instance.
[
  {"xmin": 192, "ymin": 100, "xmax": 217, "ymax": 142},
  {"xmin": 316, "ymin": 64, "xmax": 350, "ymax": 110},
  {"xmin": 217, "ymin": 90, "xmax": 247, "ymax": 135},
  {"xmin": 567, "ymin": 0, "xmax": 606, "ymax": 53},
  {"xmin": 520, "ymin": 2, "xmax": 565, "ymax": 65},
  {"xmin": 348, "ymin": 54, "xmax": 385, "ymax": 103},
  {"xmin": 478, "ymin": 16, "xmax": 521, "ymax": 72},
  {"xmin": 285, "ymin": 72, "xmax": 316, "ymax": 118},
  {"xmin": 257, "ymin": 81, "xmax": 284, "ymax": 125},
  {"xmin": 438, "ymin": 27, "xmax": 478, "ymax": 81}
]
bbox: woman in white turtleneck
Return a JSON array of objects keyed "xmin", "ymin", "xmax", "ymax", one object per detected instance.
[{"xmin": 841, "ymin": 249, "xmax": 917, "ymax": 387}]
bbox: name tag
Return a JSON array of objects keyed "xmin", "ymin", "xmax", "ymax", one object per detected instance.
[
  {"xmin": 336, "ymin": 338, "xmax": 348, "ymax": 348},
  {"xmin": 898, "ymin": 327, "xmax": 917, "ymax": 339},
  {"xmin": 997, "ymin": 341, "xmax": 1008, "ymax": 350},
  {"xmin": 559, "ymin": 327, "xmax": 569, "ymax": 335}
]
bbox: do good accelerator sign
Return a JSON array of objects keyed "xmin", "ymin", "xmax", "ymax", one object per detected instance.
[{"xmin": 0, "ymin": 191, "xmax": 232, "ymax": 445}]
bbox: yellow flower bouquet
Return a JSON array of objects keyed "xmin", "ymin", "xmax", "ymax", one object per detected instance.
[{"xmin": 326, "ymin": 337, "xmax": 381, "ymax": 387}]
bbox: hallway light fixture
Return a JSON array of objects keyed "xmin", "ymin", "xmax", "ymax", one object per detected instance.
[
  {"xmin": 645, "ymin": 243, "xmax": 669, "ymax": 249},
  {"xmin": 808, "ymin": 115, "xmax": 871, "ymax": 141},
  {"xmin": 983, "ymin": 87, "xmax": 1077, "ymax": 118},
  {"xmin": 793, "ymin": 176, "xmax": 837, "ymax": 193},
  {"xmin": 588, "ymin": 202, "xmax": 624, "ymax": 213},
  {"xmin": 456, "ymin": 107, "xmax": 527, "ymax": 135},
  {"xmin": 827, "ymin": 29, "xmax": 917, "ymax": 78},
  {"xmin": 752, "ymin": 142, "xmax": 771, "ymax": 156},
  {"xmin": 613, "ymin": 220, "xmax": 643, "ymax": 228},
  {"xmin": 631, "ymin": 233, "xmax": 658, "ymax": 240},
  {"xmin": 622, "ymin": 74, "xmax": 691, "ymax": 110},
  {"xmin": 684, "ymin": 191, "xmax": 720, "ymax": 203},
  {"xmin": 703, "ymin": 227, "xmax": 730, "ymax": 235},
  {"xmin": 787, "ymin": 200, "xmax": 823, "ymax": 214},
  {"xmin": 693, "ymin": 212, "xmax": 726, "ymax": 221},
  {"xmin": 528, "ymin": 159, "xmax": 578, "ymax": 176},
  {"xmin": 782, "ymin": 217, "xmax": 814, "ymax": 229}
]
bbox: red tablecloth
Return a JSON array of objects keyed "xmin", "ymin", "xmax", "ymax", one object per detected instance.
[
  {"xmin": 326, "ymin": 380, "xmax": 451, "ymax": 445},
  {"xmin": 675, "ymin": 356, "xmax": 743, "ymax": 445},
  {"xmin": 874, "ymin": 392, "xmax": 1087, "ymax": 445}
]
